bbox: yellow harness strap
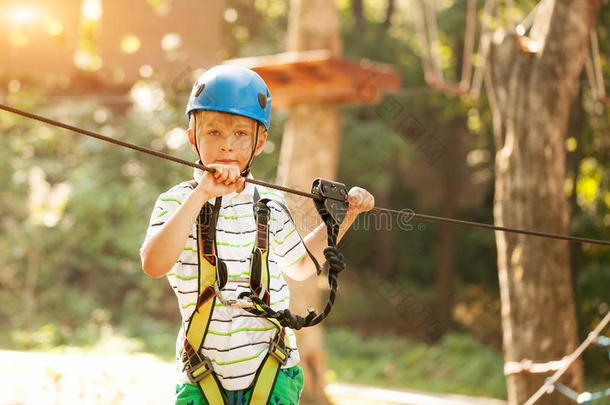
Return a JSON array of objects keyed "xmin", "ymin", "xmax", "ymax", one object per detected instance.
[
  {"xmin": 183, "ymin": 198, "xmax": 227, "ymax": 404},
  {"xmin": 245, "ymin": 194, "xmax": 292, "ymax": 404},
  {"xmin": 184, "ymin": 193, "xmax": 291, "ymax": 405},
  {"xmin": 247, "ymin": 329, "xmax": 289, "ymax": 405}
]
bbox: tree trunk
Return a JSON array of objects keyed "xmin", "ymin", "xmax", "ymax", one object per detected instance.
[
  {"xmin": 280, "ymin": 1, "xmax": 342, "ymax": 404},
  {"xmin": 435, "ymin": 124, "xmax": 460, "ymax": 330},
  {"xmin": 383, "ymin": 0, "xmax": 395, "ymax": 28},
  {"xmin": 486, "ymin": 2, "xmax": 600, "ymax": 404},
  {"xmin": 566, "ymin": 88, "xmax": 585, "ymax": 294},
  {"xmin": 276, "ymin": 105, "xmax": 341, "ymax": 405},
  {"xmin": 352, "ymin": 0, "xmax": 365, "ymax": 33}
]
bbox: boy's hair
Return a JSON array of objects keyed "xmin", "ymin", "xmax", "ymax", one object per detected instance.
[
  {"xmin": 188, "ymin": 110, "xmax": 204, "ymax": 132},
  {"xmin": 188, "ymin": 110, "xmax": 266, "ymax": 133}
]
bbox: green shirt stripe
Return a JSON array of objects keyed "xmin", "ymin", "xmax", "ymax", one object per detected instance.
[
  {"xmin": 210, "ymin": 348, "xmax": 265, "ymax": 366},
  {"xmin": 282, "ymin": 251, "xmax": 306, "ymax": 268},
  {"xmin": 227, "ymin": 271, "xmax": 282, "ymax": 280},
  {"xmin": 270, "ymin": 296, "xmax": 288, "ymax": 306},
  {"xmin": 207, "ymin": 326, "xmax": 275, "ymax": 336},
  {"xmin": 217, "ymin": 241, "xmax": 254, "ymax": 248},
  {"xmin": 273, "ymin": 228, "xmax": 296, "ymax": 245},
  {"xmin": 160, "ymin": 198, "xmax": 182, "ymax": 205},
  {"xmin": 174, "ymin": 274, "xmax": 198, "ymax": 281},
  {"xmin": 260, "ymin": 190, "xmax": 284, "ymax": 200}
]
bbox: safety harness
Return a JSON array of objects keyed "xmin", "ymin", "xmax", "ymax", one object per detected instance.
[{"xmin": 181, "ymin": 178, "xmax": 348, "ymax": 404}]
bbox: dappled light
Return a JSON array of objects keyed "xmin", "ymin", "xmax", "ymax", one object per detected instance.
[
  {"xmin": 27, "ymin": 167, "xmax": 72, "ymax": 228},
  {"xmin": 129, "ymin": 80, "xmax": 166, "ymax": 112},
  {"xmin": 120, "ymin": 34, "xmax": 142, "ymax": 54},
  {"xmin": 0, "ymin": 1, "xmax": 608, "ymax": 405},
  {"xmin": 10, "ymin": 6, "xmax": 38, "ymax": 25}
]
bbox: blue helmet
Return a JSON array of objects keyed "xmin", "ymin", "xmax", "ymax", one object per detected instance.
[{"xmin": 186, "ymin": 65, "xmax": 272, "ymax": 130}]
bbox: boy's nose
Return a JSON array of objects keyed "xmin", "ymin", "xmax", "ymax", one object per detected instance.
[{"xmin": 220, "ymin": 135, "xmax": 234, "ymax": 151}]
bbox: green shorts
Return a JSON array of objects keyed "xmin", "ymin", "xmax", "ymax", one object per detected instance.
[{"xmin": 175, "ymin": 365, "xmax": 304, "ymax": 405}]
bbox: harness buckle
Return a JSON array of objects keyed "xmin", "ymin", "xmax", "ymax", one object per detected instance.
[
  {"xmin": 254, "ymin": 201, "xmax": 270, "ymax": 222},
  {"xmin": 213, "ymin": 282, "xmax": 256, "ymax": 309},
  {"xmin": 228, "ymin": 298, "xmax": 256, "ymax": 308},
  {"xmin": 187, "ymin": 356, "xmax": 214, "ymax": 383},
  {"xmin": 268, "ymin": 338, "xmax": 288, "ymax": 366}
]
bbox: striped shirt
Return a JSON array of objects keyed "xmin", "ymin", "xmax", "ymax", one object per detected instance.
[{"xmin": 144, "ymin": 168, "xmax": 307, "ymax": 390}]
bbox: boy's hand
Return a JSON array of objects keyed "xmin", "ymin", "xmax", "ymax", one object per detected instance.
[
  {"xmin": 196, "ymin": 163, "xmax": 245, "ymax": 199},
  {"xmin": 346, "ymin": 187, "xmax": 375, "ymax": 215}
]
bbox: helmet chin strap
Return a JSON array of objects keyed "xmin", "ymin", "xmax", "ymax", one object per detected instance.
[
  {"xmin": 241, "ymin": 122, "xmax": 260, "ymax": 177},
  {"xmin": 193, "ymin": 114, "xmax": 260, "ymax": 177},
  {"xmin": 192, "ymin": 114, "xmax": 201, "ymax": 157}
]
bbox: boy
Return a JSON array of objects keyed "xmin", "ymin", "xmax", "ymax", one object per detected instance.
[{"xmin": 140, "ymin": 65, "xmax": 374, "ymax": 404}]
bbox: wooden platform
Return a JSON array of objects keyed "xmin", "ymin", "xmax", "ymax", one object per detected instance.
[{"xmin": 225, "ymin": 50, "xmax": 401, "ymax": 108}]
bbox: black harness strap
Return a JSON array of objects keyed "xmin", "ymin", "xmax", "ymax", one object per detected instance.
[
  {"xmin": 186, "ymin": 180, "xmax": 228, "ymax": 289},
  {"xmin": 250, "ymin": 188, "xmax": 271, "ymax": 305},
  {"xmin": 186, "ymin": 179, "xmax": 347, "ymax": 333},
  {"xmin": 238, "ymin": 179, "xmax": 348, "ymax": 330}
]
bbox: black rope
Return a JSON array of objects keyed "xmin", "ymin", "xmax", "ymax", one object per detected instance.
[
  {"xmin": 238, "ymin": 223, "xmax": 345, "ymax": 330},
  {"xmin": 1, "ymin": 103, "xmax": 609, "ymax": 247}
]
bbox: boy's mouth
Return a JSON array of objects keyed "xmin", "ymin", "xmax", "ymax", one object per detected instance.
[{"xmin": 216, "ymin": 159, "xmax": 238, "ymax": 164}]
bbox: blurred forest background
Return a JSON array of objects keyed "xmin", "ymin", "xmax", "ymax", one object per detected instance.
[{"xmin": 0, "ymin": 0, "xmax": 608, "ymax": 402}]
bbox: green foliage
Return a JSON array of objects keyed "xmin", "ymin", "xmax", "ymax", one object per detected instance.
[
  {"xmin": 0, "ymin": 0, "xmax": 608, "ymax": 396},
  {"xmin": 223, "ymin": 0, "xmax": 289, "ymax": 58},
  {"xmin": 0, "ymin": 85, "xmax": 184, "ymax": 341},
  {"xmin": 326, "ymin": 327, "xmax": 507, "ymax": 399},
  {"xmin": 576, "ymin": 265, "xmax": 610, "ymax": 379}
]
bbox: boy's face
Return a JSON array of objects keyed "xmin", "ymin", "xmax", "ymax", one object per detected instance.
[{"xmin": 187, "ymin": 110, "xmax": 267, "ymax": 172}]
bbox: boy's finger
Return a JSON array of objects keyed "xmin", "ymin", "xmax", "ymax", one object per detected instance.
[
  {"xmin": 350, "ymin": 190, "xmax": 364, "ymax": 206},
  {"xmin": 229, "ymin": 168, "xmax": 239, "ymax": 182},
  {"xmin": 218, "ymin": 169, "xmax": 228, "ymax": 182},
  {"xmin": 348, "ymin": 191, "xmax": 357, "ymax": 203}
]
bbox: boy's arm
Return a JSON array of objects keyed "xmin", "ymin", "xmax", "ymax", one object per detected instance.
[
  {"xmin": 282, "ymin": 187, "xmax": 374, "ymax": 281},
  {"xmin": 140, "ymin": 186, "xmax": 212, "ymax": 278},
  {"xmin": 140, "ymin": 164, "xmax": 245, "ymax": 278}
]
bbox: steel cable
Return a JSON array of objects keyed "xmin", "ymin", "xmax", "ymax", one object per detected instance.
[{"xmin": 1, "ymin": 103, "xmax": 608, "ymax": 247}]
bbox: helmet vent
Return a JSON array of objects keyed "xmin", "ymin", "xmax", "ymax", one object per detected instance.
[
  {"xmin": 257, "ymin": 93, "xmax": 267, "ymax": 109},
  {"xmin": 195, "ymin": 83, "xmax": 205, "ymax": 97}
]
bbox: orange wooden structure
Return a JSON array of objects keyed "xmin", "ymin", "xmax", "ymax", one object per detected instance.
[{"xmin": 226, "ymin": 50, "xmax": 401, "ymax": 108}]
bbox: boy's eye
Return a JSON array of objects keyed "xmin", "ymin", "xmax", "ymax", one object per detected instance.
[
  {"xmin": 235, "ymin": 131, "xmax": 248, "ymax": 137},
  {"xmin": 208, "ymin": 130, "xmax": 221, "ymax": 136}
]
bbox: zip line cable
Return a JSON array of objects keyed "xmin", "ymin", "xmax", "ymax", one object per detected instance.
[
  {"xmin": 0, "ymin": 104, "xmax": 316, "ymax": 199},
  {"xmin": 1, "ymin": 103, "xmax": 609, "ymax": 247}
]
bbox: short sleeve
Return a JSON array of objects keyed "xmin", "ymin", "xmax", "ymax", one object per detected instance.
[
  {"xmin": 143, "ymin": 184, "xmax": 192, "ymax": 245},
  {"xmin": 269, "ymin": 200, "xmax": 307, "ymax": 271}
]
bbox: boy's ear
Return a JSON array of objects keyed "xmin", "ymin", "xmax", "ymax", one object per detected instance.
[
  {"xmin": 187, "ymin": 127, "xmax": 198, "ymax": 154},
  {"xmin": 253, "ymin": 130, "xmax": 268, "ymax": 156}
]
